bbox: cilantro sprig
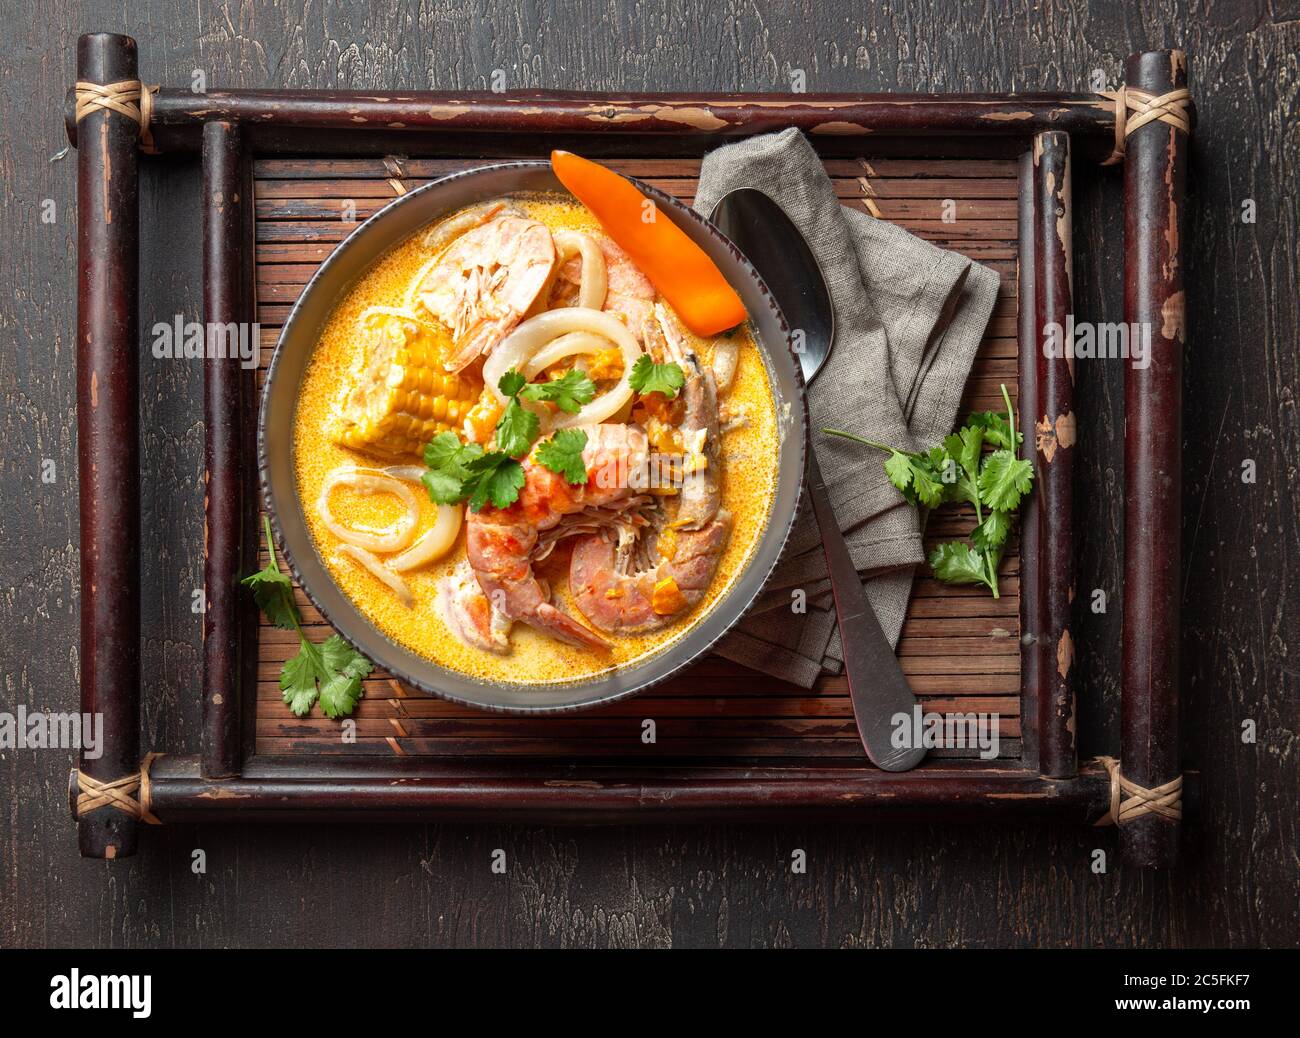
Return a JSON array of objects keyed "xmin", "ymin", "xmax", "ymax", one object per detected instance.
[
  {"xmin": 464, "ymin": 451, "xmax": 528, "ymax": 510},
  {"xmin": 628, "ymin": 355, "xmax": 685, "ymax": 398},
  {"xmin": 519, "ymin": 368, "xmax": 597, "ymax": 414},
  {"xmin": 422, "ymin": 429, "xmax": 524, "ymax": 512},
  {"xmin": 823, "ymin": 383, "xmax": 1033, "ymax": 599},
  {"xmin": 242, "ymin": 516, "xmax": 373, "ymax": 718},
  {"xmin": 421, "ymin": 369, "xmax": 597, "ymax": 512},
  {"xmin": 422, "ymin": 432, "xmax": 485, "ymax": 504},
  {"xmin": 493, "ymin": 370, "xmax": 542, "ymax": 458}
]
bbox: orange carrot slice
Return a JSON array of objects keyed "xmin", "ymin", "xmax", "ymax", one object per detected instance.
[{"xmin": 550, "ymin": 150, "xmax": 747, "ymax": 336}]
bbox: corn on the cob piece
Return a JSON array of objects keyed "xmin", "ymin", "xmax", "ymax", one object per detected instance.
[{"xmin": 329, "ymin": 308, "xmax": 481, "ymax": 459}]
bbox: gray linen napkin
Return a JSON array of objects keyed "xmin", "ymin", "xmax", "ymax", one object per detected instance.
[{"xmin": 692, "ymin": 129, "xmax": 1000, "ymax": 688}]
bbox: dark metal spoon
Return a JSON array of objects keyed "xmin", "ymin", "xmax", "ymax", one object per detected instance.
[{"xmin": 711, "ymin": 188, "xmax": 926, "ymax": 771}]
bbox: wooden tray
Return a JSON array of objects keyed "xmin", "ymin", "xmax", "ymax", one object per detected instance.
[
  {"xmin": 66, "ymin": 32, "xmax": 1192, "ymax": 866},
  {"xmin": 254, "ymin": 155, "xmax": 1023, "ymax": 763}
]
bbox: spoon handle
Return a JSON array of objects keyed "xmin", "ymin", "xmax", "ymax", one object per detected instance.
[{"xmin": 806, "ymin": 448, "xmax": 927, "ymax": 771}]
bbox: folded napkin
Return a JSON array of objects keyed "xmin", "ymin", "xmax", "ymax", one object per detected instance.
[{"xmin": 692, "ymin": 129, "xmax": 1000, "ymax": 688}]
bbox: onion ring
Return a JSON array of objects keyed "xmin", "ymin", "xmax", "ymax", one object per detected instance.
[
  {"xmin": 553, "ymin": 229, "xmax": 608, "ymax": 310},
  {"xmin": 388, "ymin": 503, "xmax": 463, "ymax": 572},
  {"xmin": 522, "ymin": 331, "xmax": 612, "ymax": 380},
  {"xmin": 317, "ymin": 467, "xmax": 419, "ymax": 553},
  {"xmin": 335, "ymin": 543, "xmax": 414, "ymax": 607},
  {"xmin": 380, "ymin": 465, "xmax": 463, "ymax": 572},
  {"xmin": 484, "ymin": 308, "xmax": 643, "ymax": 428}
]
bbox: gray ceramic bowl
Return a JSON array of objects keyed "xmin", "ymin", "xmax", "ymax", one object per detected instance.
[{"xmin": 260, "ymin": 161, "xmax": 808, "ymax": 714}]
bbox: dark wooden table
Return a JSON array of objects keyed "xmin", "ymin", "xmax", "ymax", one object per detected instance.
[{"xmin": 2, "ymin": 1, "xmax": 1296, "ymax": 948}]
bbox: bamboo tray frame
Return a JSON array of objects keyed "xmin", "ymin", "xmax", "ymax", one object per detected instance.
[{"xmin": 66, "ymin": 32, "xmax": 1192, "ymax": 867}]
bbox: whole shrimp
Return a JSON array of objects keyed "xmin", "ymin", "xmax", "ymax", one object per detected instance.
[
  {"xmin": 465, "ymin": 424, "xmax": 652, "ymax": 652},
  {"xmin": 570, "ymin": 306, "xmax": 732, "ymax": 634},
  {"xmin": 413, "ymin": 214, "xmax": 557, "ymax": 372}
]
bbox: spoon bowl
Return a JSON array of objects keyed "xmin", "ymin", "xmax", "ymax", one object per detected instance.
[{"xmin": 710, "ymin": 188, "xmax": 835, "ymax": 385}]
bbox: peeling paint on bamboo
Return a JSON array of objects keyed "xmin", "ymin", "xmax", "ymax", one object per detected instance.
[
  {"xmin": 1032, "ymin": 130, "xmax": 1077, "ymax": 779},
  {"xmin": 1120, "ymin": 51, "xmax": 1191, "ymax": 869},
  {"xmin": 202, "ymin": 121, "xmax": 249, "ymax": 779},
  {"xmin": 64, "ymin": 91, "xmax": 1120, "ymax": 155},
  {"xmin": 1016, "ymin": 147, "xmax": 1043, "ymax": 773},
  {"xmin": 74, "ymin": 32, "xmax": 142, "ymax": 859},
  {"xmin": 139, "ymin": 754, "xmax": 1116, "ymax": 823}
]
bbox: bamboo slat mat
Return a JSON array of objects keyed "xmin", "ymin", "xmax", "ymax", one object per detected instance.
[{"xmin": 251, "ymin": 154, "xmax": 1022, "ymax": 761}]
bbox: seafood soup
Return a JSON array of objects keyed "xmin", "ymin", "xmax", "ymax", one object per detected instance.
[{"xmin": 293, "ymin": 192, "xmax": 779, "ymax": 685}]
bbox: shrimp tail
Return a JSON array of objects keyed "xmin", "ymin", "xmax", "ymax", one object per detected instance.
[{"xmin": 531, "ymin": 602, "xmax": 611, "ymax": 652}]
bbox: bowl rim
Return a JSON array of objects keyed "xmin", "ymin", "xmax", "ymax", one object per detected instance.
[{"xmin": 258, "ymin": 159, "xmax": 810, "ymax": 715}]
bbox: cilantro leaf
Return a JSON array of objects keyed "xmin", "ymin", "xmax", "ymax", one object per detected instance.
[
  {"xmin": 628, "ymin": 355, "xmax": 685, "ymax": 398},
  {"xmin": 281, "ymin": 634, "xmax": 373, "ymax": 719},
  {"xmin": 320, "ymin": 633, "xmax": 360, "ymax": 672},
  {"xmin": 975, "ymin": 380, "xmax": 1034, "ymax": 525},
  {"xmin": 318, "ymin": 635, "xmax": 372, "ymax": 719},
  {"xmin": 241, "ymin": 517, "xmax": 299, "ymax": 631},
  {"xmin": 242, "ymin": 563, "xmax": 297, "ymax": 631},
  {"xmin": 425, "ymin": 377, "xmax": 538, "ymax": 512},
  {"xmin": 422, "ymin": 467, "xmax": 468, "ymax": 505},
  {"xmin": 473, "ymin": 457, "xmax": 526, "ymax": 510},
  {"xmin": 968, "ymin": 410, "xmax": 1022, "ymax": 451},
  {"xmin": 941, "ymin": 433, "xmax": 963, "ymax": 467},
  {"xmin": 884, "ymin": 450, "xmax": 945, "ymax": 509},
  {"xmin": 928, "ymin": 542, "xmax": 994, "ymax": 588},
  {"xmin": 463, "ymin": 451, "xmax": 527, "ymax": 511},
  {"xmin": 972, "ymin": 509, "xmax": 1011, "ymax": 552},
  {"xmin": 497, "ymin": 369, "xmax": 526, "ymax": 398},
  {"xmin": 280, "ymin": 638, "xmax": 325, "ymax": 716},
  {"xmin": 947, "ymin": 425, "xmax": 985, "ymax": 479},
  {"xmin": 422, "ymin": 431, "xmax": 484, "ymax": 504},
  {"xmin": 908, "ymin": 460, "xmax": 944, "ymax": 509},
  {"xmin": 520, "ymin": 369, "xmax": 597, "ymax": 415},
  {"xmin": 978, "ymin": 450, "xmax": 1034, "ymax": 512},
  {"xmin": 535, "ymin": 428, "xmax": 589, "ymax": 484},
  {"xmin": 494, "ymin": 398, "xmax": 542, "ymax": 458},
  {"xmin": 944, "ymin": 472, "xmax": 982, "ymax": 510},
  {"xmin": 883, "ymin": 450, "xmax": 914, "ymax": 495},
  {"xmin": 424, "ymin": 429, "xmax": 484, "ymax": 472}
]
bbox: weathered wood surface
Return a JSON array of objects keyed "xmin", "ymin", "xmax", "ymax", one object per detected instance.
[{"xmin": 2, "ymin": 1, "xmax": 1296, "ymax": 948}]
